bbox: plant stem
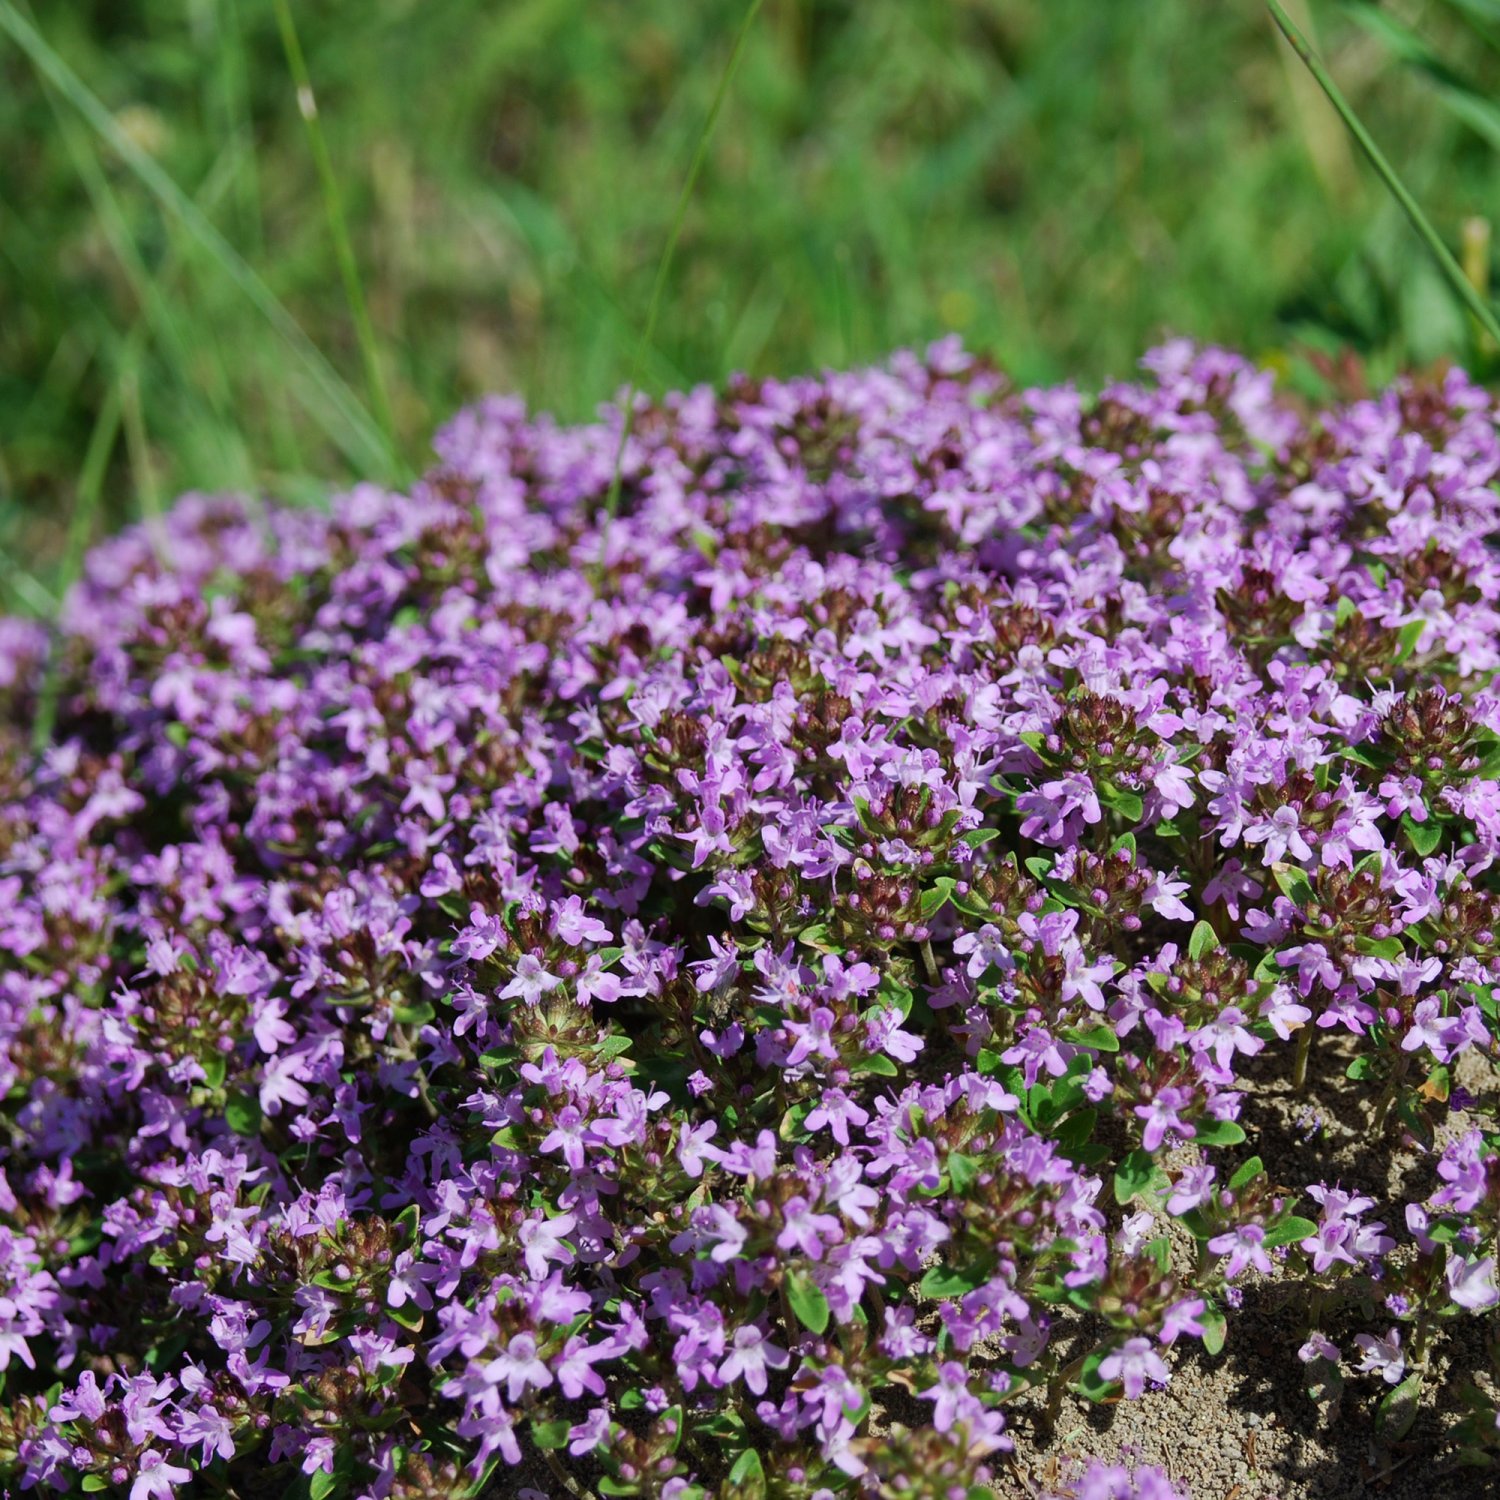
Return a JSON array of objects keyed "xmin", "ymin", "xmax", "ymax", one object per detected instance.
[
  {"xmin": 1266, "ymin": 0, "xmax": 1500, "ymax": 348},
  {"xmin": 919, "ymin": 938, "xmax": 939, "ymax": 984},
  {"xmin": 1292, "ymin": 1024, "xmax": 1314, "ymax": 1092}
]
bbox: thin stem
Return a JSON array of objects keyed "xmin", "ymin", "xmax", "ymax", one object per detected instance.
[
  {"xmin": 594, "ymin": 0, "xmax": 764, "ymax": 579},
  {"xmin": 271, "ymin": 0, "xmax": 400, "ymax": 463},
  {"xmin": 919, "ymin": 938, "xmax": 939, "ymax": 984},
  {"xmin": 542, "ymin": 1448, "xmax": 596, "ymax": 1500},
  {"xmin": 1292, "ymin": 1024, "xmax": 1314, "ymax": 1092},
  {"xmin": 1266, "ymin": 0, "xmax": 1500, "ymax": 348}
]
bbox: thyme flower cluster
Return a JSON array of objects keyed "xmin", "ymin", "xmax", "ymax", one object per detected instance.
[{"xmin": 1, "ymin": 338, "xmax": 1499, "ymax": 1499}]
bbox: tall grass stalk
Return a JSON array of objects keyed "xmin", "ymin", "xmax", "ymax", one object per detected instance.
[
  {"xmin": 596, "ymin": 0, "xmax": 764, "ymax": 575},
  {"xmin": 1267, "ymin": 0, "xmax": 1500, "ymax": 348}
]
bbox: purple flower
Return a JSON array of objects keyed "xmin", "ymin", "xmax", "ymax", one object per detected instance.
[
  {"xmin": 1099, "ymin": 1336, "xmax": 1171, "ymax": 1398},
  {"xmin": 718, "ymin": 1324, "xmax": 788, "ymax": 1395},
  {"xmin": 1207, "ymin": 1224, "xmax": 1273, "ymax": 1279}
]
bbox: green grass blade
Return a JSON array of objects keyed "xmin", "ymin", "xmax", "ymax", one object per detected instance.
[
  {"xmin": 1343, "ymin": 2, "xmax": 1500, "ymax": 151},
  {"xmin": 271, "ymin": 0, "xmax": 400, "ymax": 467},
  {"xmin": 1267, "ymin": 0, "xmax": 1500, "ymax": 348},
  {"xmin": 0, "ymin": 0, "xmax": 393, "ymax": 478},
  {"xmin": 596, "ymin": 0, "xmax": 765, "ymax": 573}
]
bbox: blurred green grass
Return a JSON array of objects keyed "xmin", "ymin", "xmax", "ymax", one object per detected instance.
[{"xmin": 3, "ymin": 0, "xmax": 1500, "ymax": 603}]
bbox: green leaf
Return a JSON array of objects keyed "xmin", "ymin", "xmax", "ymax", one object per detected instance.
[
  {"xmin": 392, "ymin": 999, "xmax": 436, "ymax": 1026},
  {"xmin": 1228, "ymin": 1156, "xmax": 1264, "ymax": 1191},
  {"xmin": 225, "ymin": 1091, "xmax": 262, "ymax": 1136},
  {"xmin": 796, "ymin": 922, "xmax": 834, "ymax": 950},
  {"xmin": 81, "ymin": 1479, "xmax": 109, "ymax": 1494},
  {"xmin": 1098, "ymin": 782, "xmax": 1144, "ymax": 822},
  {"xmin": 1114, "ymin": 1148, "xmax": 1161, "ymax": 1205},
  {"xmin": 785, "ymin": 1267, "xmax": 830, "ymax": 1334},
  {"xmin": 309, "ymin": 1466, "xmax": 340, "ymax": 1500},
  {"xmin": 530, "ymin": 1418, "xmax": 572, "ymax": 1451},
  {"xmin": 1200, "ymin": 1301, "xmax": 1227, "ymax": 1356},
  {"xmin": 1271, "ymin": 863, "xmax": 1314, "ymax": 906},
  {"xmin": 961, "ymin": 827, "xmax": 1001, "ymax": 847},
  {"xmin": 200, "ymin": 1053, "xmax": 227, "ymax": 1090},
  {"xmin": 1193, "ymin": 1118, "xmax": 1246, "ymax": 1147},
  {"xmin": 1060, "ymin": 1021, "xmax": 1120, "ymax": 1053},
  {"xmin": 1178, "ymin": 1208, "xmax": 1212, "ymax": 1241},
  {"xmin": 920, "ymin": 1264, "xmax": 984, "ymax": 1299},
  {"xmin": 1403, "ymin": 812, "xmax": 1443, "ymax": 856},
  {"xmin": 727, "ymin": 1448, "xmax": 767, "ymax": 1487},
  {"xmin": 1264, "ymin": 1215, "xmax": 1318, "ymax": 1249},
  {"xmin": 920, "ymin": 878, "xmax": 956, "ymax": 918},
  {"xmin": 1394, "ymin": 618, "xmax": 1427, "ymax": 665},
  {"xmin": 1024, "ymin": 855, "xmax": 1054, "ymax": 880},
  {"xmin": 1188, "ymin": 919, "xmax": 1219, "ymax": 961},
  {"xmin": 1075, "ymin": 1348, "xmax": 1117, "ymax": 1402},
  {"xmin": 1354, "ymin": 934, "xmax": 1404, "ymax": 959},
  {"xmin": 852, "ymin": 1053, "xmax": 898, "ymax": 1077},
  {"xmin": 1375, "ymin": 1371, "xmax": 1423, "ymax": 1441},
  {"xmin": 946, "ymin": 1151, "xmax": 984, "ymax": 1193}
]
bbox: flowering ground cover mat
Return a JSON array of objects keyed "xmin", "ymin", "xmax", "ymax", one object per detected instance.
[{"xmin": 2, "ymin": 340, "xmax": 1499, "ymax": 1499}]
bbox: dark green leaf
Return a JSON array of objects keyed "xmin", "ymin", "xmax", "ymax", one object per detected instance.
[
  {"xmin": 225, "ymin": 1091, "xmax": 262, "ymax": 1137},
  {"xmin": 785, "ymin": 1267, "xmax": 830, "ymax": 1334}
]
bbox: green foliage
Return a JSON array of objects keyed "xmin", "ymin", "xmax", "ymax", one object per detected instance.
[{"xmin": 6, "ymin": 0, "xmax": 1500, "ymax": 597}]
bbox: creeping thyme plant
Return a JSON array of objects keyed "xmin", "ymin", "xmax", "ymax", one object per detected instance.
[{"xmin": 2, "ymin": 338, "xmax": 1500, "ymax": 1500}]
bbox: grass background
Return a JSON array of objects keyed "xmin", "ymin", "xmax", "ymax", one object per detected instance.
[{"xmin": 3, "ymin": 0, "xmax": 1500, "ymax": 609}]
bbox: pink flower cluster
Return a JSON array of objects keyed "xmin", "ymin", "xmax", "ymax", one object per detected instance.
[{"xmin": 1, "ymin": 338, "xmax": 1499, "ymax": 1496}]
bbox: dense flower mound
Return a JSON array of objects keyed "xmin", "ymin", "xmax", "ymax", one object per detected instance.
[{"xmin": 3, "ymin": 340, "xmax": 1500, "ymax": 1500}]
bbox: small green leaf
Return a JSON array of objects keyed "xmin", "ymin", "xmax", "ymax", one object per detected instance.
[
  {"xmin": 1403, "ymin": 812, "xmax": 1443, "ymax": 856},
  {"xmin": 1271, "ymin": 863, "xmax": 1314, "ymax": 906},
  {"xmin": 961, "ymin": 827, "xmax": 1001, "ymax": 847},
  {"xmin": 920, "ymin": 1265, "xmax": 984, "ymax": 1299},
  {"xmin": 1376, "ymin": 1371, "xmax": 1423, "ymax": 1441},
  {"xmin": 392, "ymin": 999, "xmax": 436, "ymax": 1026},
  {"xmin": 852, "ymin": 1053, "xmax": 898, "ymax": 1077},
  {"xmin": 1075, "ymin": 1348, "xmax": 1117, "ymax": 1402},
  {"xmin": 1060, "ymin": 1021, "xmax": 1120, "ymax": 1053},
  {"xmin": 1394, "ymin": 618, "xmax": 1426, "ymax": 665},
  {"xmin": 530, "ymin": 1418, "xmax": 572, "ymax": 1450},
  {"xmin": 785, "ymin": 1267, "xmax": 831, "ymax": 1334},
  {"xmin": 1228, "ymin": 1156, "xmax": 1264, "ymax": 1191},
  {"xmin": 1264, "ymin": 1215, "xmax": 1318, "ymax": 1249},
  {"xmin": 1193, "ymin": 1118, "xmax": 1246, "ymax": 1147},
  {"xmin": 1200, "ymin": 1301, "xmax": 1227, "ymax": 1356},
  {"xmin": 225, "ymin": 1091, "xmax": 262, "ymax": 1136},
  {"xmin": 1354, "ymin": 934, "xmax": 1405, "ymax": 959},
  {"xmin": 920, "ymin": 878, "xmax": 957, "ymax": 918},
  {"xmin": 1098, "ymin": 782, "xmax": 1144, "ymax": 822},
  {"xmin": 200, "ymin": 1053, "xmax": 228, "ymax": 1090},
  {"xmin": 1188, "ymin": 919, "xmax": 1219, "ymax": 961},
  {"xmin": 1114, "ymin": 1148, "xmax": 1162, "ymax": 1205},
  {"xmin": 727, "ymin": 1447, "xmax": 767, "ymax": 1487},
  {"xmin": 946, "ymin": 1151, "xmax": 984, "ymax": 1192}
]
